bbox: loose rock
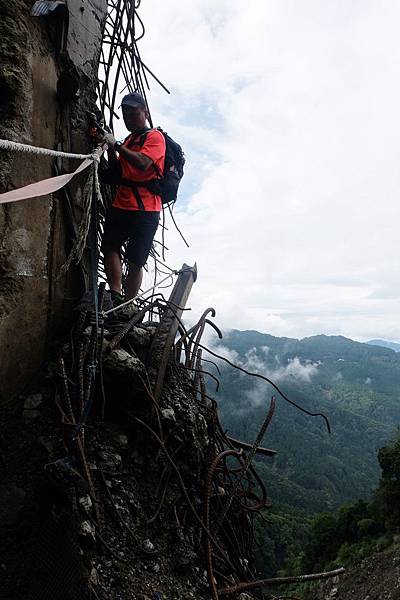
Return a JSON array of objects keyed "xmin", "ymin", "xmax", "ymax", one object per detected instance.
[{"xmin": 23, "ymin": 393, "xmax": 42, "ymax": 410}]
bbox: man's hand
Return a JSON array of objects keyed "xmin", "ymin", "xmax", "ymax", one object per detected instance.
[{"xmin": 102, "ymin": 132, "xmax": 117, "ymax": 148}]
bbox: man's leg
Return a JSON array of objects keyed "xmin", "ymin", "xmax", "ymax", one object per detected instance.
[
  {"xmin": 124, "ymin": 210, "xmax": 159, "ymax": 300},
  {"xmin": 101, "ymin": 207, "xmax": 127, "ymax": 298},
  {"xmin": 124, "ymin": 262, "xmax": 143, "ymax": 300},
  {"xmin": 104, "ymin": 249, "xmax": 123, "ymax": 294}
]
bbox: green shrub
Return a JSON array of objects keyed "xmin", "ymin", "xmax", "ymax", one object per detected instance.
[
  {"xmin": 357, "ymin": 517, "xmax": 381, "ymax": 538},
  {"xmin": 375, "ymin": 534, "xmax": 393, "ymax": 552}
]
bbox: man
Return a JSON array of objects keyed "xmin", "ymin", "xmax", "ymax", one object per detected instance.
[{"xmin": 99, "ymin": 92, "xmax": 166, "ymax": 306}]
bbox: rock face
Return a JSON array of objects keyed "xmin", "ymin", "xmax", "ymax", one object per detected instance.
[{"xmin": 0, "ymin": 0, "xmax": 107, "ymax": 402}]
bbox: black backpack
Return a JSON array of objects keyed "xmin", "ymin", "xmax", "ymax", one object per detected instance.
[
  {"xmin": 147, "ymin": 127, "xmax": 185, "ymax": 206},
  {"xmin": 100, "ymin": 128, "xmax": 185, "ymax": 207}
]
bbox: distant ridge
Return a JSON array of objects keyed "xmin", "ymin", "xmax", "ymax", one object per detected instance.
[{"xmin": 367, "ymin": 339, "xmax": 400, "ymax": 352}]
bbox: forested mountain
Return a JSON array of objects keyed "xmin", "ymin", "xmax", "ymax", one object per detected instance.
[
  {"xmin": 212, "ymin": 331, "xmax": 400, "ymax": 575},
  {"xmin": 216, "ymin": 331, "xmax": 400, "ymax": 513}
]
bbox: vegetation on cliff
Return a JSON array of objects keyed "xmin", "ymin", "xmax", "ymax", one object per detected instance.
[{"xmin": 287, "ymin": 435, "xmax": 400, "ymax": 598}]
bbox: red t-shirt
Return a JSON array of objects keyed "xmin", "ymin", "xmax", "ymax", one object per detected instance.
[{"xmin": 113, "ymin": 129, "xmax": 166, "ymax": 211}]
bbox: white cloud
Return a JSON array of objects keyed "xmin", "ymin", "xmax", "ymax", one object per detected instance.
[
  {"xmin": 204, "ymin": 340, "xmax": 318, "ymax": 382},
  {"xmin": 207, "ymin": 342, "xmax": 239, "ymax": 365},
  {"xmin": 125, "ymin": 1, "xmax": 400, "ymax": 341},
  {"xmin": 242, "ymin": 347, "xmax": 319, "ymax": 383},
  {"xmin": 220, "ymin": 346, "xmax": 320, "ymax": 408}
]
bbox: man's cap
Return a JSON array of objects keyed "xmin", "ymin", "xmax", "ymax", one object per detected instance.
[{"xmin": 121, "ymin": 92, "xmax": 147, "ymax": 109}]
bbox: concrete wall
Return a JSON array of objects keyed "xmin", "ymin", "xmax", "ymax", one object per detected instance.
[{"xmin": 0, "ymin": 0, "xmax": 107, "ymax": 402}]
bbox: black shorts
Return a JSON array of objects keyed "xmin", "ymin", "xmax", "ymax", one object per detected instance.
[{"xmin": 101, "ymin": 207, "xmax": 159, "ymax": 267}]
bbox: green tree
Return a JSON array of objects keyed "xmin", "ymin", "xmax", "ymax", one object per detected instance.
[
  {"xmin": 302, "ymin": 512, "xmax": 338, "ymax": 571},
  {"xmin": 375, "ymin": 438, "xmax": 400, "ymax": 529}
]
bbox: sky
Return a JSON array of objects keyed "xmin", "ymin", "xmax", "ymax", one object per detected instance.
[{"xmin": 117, "ymin": 0, "xmax": 400, "ymax": 342}]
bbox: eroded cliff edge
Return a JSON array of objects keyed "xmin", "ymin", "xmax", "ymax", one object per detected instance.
[{"xmin": 0, "ymin": 297, "xmax": 261, "ymax": 600}]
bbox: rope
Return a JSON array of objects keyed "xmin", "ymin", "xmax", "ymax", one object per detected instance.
[
  {"xmin": 57, "ymin": 165, "xmax": 96, "ymax": 277},
  {"xmin": 0, "ymin": 138, "xmax": 94, "ymax": 160},
  {"xmin": 71, "ymin": 192, "xmax": 102, "ymax": 443},
  {"xmin": 0, "ymin": 145, "xmax": 104, "ymax": 205},
  {"xmin": 93, "ymin": 160, "xmax": 105, "ymax": 208},
  {"xmin": 103, "ymin": 270, "xmax": 179, "ymax": 316},
  {"xmin": 57, "ymin": 157, "xmax": 105, "ymax": 277}
]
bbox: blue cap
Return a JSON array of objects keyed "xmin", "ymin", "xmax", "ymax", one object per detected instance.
[{"xmin": 121, "ymin": 92, "xmax": 147, "ymax": 109}]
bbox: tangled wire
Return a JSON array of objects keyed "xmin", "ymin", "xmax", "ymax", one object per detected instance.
[{"xmin": 98, "ymin": 0, "xmax": 167, "ymax": 131}]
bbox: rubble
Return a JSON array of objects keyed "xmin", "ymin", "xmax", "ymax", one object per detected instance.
[
  {"xmin": 0, "ymin": 312, "xmax": 217, "ymax": 598},
  {"xmin": 143, "ymin": 539, "xmax": 156, "ymax": 553},
  {"xmin": 317, "ymin": 547, "xmax": 400, "ymax": 600},
  {"xmin": 161, "ymin": 408, "xmax": 176, "ymax": 422},
  {"xmin": 104, "ymin": 348, "xmax": 146, "ymax": 375},
  {"xmin": 23, "ymin": 393, "xmax": 43, "ymax": 410},
  {"xmin": 78, "ymin": 495, "xmax": 93, "ymax": 513},
  {"xmin": 127, "ymin": 325, "xmax": 152, "ymax": 347},
  {"xmin": 0, "ymin": 273, "xmax": 272, "ymax": 600},
  {"xmin": 22, "ymin": 408, "xmax": 41, "ymax": 422}
]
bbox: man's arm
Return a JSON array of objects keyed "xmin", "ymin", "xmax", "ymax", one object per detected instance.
[
  {"xmin": 117, "ymin": 145, "xmax": 152, "ymax": 171},
  {"xmin": 96, "ymin": 132, "xmax": 152, "ymax": 171}
]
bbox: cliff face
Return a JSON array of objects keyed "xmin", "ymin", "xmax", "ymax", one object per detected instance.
[
  {"xmin": 0, "ymin": 302, "xmax": 252, "ymax": 600},
  {"xmin": 0, "ymin": 0, "xmax": 107, "ymax": 402}
]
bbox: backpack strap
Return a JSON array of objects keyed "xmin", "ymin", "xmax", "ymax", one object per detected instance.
[
  {"xmin": 119, "ymin": 179, "xmax": 145, "ymax": 210},
  {"xmin": 126, "ymin": 127, "xmax": 152, "ymax": 149},
  {"xmin": 152, "ymin": 162, "xmax": 162, "ymax": 178},
  {"xmin": 120, "ymin": 128, "xmax": 164, "ymax": 208},
  {"xmin": 119, "ymin": 178, "xmax": 162, "ymax": 209},
  {"xmin": 122, "ymin": 128, "xmax": 152, "ymax": 209},
  {"xmin": 129, "ymin": 185, "xmax": 145, "ymax": 211}
]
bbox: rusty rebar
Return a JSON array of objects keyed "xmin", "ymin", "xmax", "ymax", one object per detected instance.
[
  {"xmin": 218, "ymin": 567, "xmax": 346, "ymax": 595},
  {"xmin": 203, "ymin": 449, "xmax": 243, "ymax": 600}
]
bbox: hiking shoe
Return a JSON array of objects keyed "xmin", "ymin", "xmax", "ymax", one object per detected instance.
[{"xmin": 110, "ymin": 290, "xmax": 125, "ymax": 308}]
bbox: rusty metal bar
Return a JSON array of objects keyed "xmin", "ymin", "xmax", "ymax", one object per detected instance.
[
  {"xmin": 148, "ymin": 263, "xmax": 197, "ymax": 400},
  {"xmin": 227, "ymin": 436, "xmax": 277, "ymax": 457},
  {"xmin": 218, "ymin": 567, "xmax": 346, "ymax": 596}
]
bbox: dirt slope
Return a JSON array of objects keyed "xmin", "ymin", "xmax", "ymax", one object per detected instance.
[{"xmin": 315, "ymin": 546, "xmax": 400, "ymax": 600}]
